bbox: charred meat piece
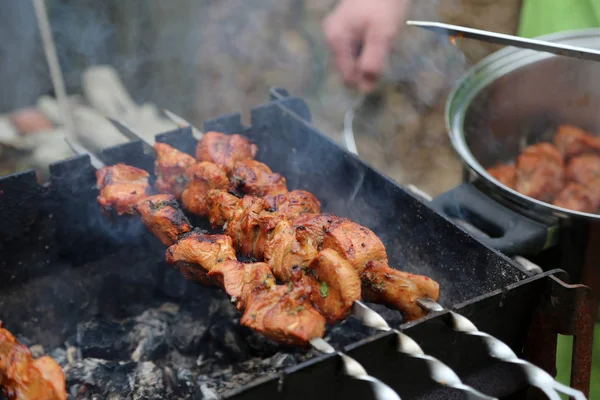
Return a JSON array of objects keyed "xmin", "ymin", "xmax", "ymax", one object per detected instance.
[
  {"xmin": 166, "ymin": 230, "xmax": 236, "ymax": 273},
  {"xmin": 181, "ymin": 162, "xmax": 229, "ymax": 216},
  {"xmin": 293, "ymin": 213, "xmax": 341, "ymax": 251},
  {"xmin": 552, "ymin": 183, "xmax": 597, "ymax": 213},
  {"xmin": 515, "ymin": 143, "xmax": 565, "ymax": 202},
  {"xmin": 208, "ymin": 260, "xmax": 276, "ymax": 310},
  {"xmin": 0, "ymin": 323, "xmax": 66, "ymax": 400},
  {"xmin": 566, "ymin": 154, "xmax": 600, "ymax": 185},
  {"xmin": 154, "ymin": 143, "xmax": 197, "ymax": 198},
  {"xmin": 195, "ymin": 131, "xmax": 258, "ymax": 173},
  {"xmin": 205, "ymin": 190, "xmax": 241, "ymax": 228},
  {"xmin": 265, "ymin": 190, "xmax": 321, "ymax": 220},
  {"xmin": 322, "ymin": 220, "xmax": 388, "ymax": 274},
  {"xmin": 241, "ymin": 284, "xmax": 326, "ymax": 346},
  {"xmin": 487, "ymin": 164, "xmax": 517, "ymax": 189},
  {"xmin": 554, "ymin": 124, "xmax": 600, "ymax": 159},
  {"xmin": 304, "ymin": 249, "xmax": 362, "ymax": 324},
  {"xmin": 262, "ymin": 218, "xmax": 299, "ymax": 281},
  {"xmin": 96, "ymin": 164, "xmax": 151, "ymax": 215},
  {"xmin": 224, "ymin": 196, "xmax": 269, "ymax": 254},
  {"xmin": 135, "ymin": 194, "xmax": 192, "ymax": 246},
  {"xmin": 229, "ymin": 160, "xmax": 287, "ymax": 197},
  {"xmin": 361, "ymin": 260, "xmax": 440, "ymax": 322}
]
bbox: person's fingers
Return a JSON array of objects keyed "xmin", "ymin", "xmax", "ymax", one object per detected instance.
[
  {"xmin": 357, "ymin": 27, "xmax": 395, "ymax": 92},
  {"xmin": 323, "ymin": 17, "xmax": 360, "ymax": 87}
]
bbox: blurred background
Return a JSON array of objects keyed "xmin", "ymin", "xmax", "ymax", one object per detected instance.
[{"xmin": 0, "ymin": 0, "xmax": 521, "ymax": 196}]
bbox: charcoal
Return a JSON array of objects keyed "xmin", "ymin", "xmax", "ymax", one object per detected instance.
[
  {"xmin": 76, "ymin": 318, "xmax": 132, "ymax": 360},
  {"xmin": 168, "ymin": 312, "xmax": 207, "ymax": 354},
  {"xmin": 66, "ymin": 359, "xmax": 167, "ymax": 400},
  {"xmin": 130, "ymin": 309, "xmax": 169, "ymax": 362},
  {"xmin": 206, "ymin": 320, "xmax": 250, "ymax": 362}
]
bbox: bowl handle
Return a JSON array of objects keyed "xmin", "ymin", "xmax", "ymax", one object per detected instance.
[{"xmin": 431, "ymin": 183, "xmax": 552, "ymax": 255}]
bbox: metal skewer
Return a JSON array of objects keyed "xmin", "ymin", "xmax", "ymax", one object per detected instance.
[
  {"xmin": 406, "ymin": 20, "xmax": 600, "ymax": 63},
  {"xmin": 417, "ymin": 298, "xmax": 587, "ymax": 400},
  {"xmin": 162, "ymin": 109, "xmax": 204, "ymax": 139}
]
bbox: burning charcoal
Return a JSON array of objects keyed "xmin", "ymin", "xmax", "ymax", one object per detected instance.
[
  {"xmin": 326, "ymin": 318, "xmax": 372, "ymax": 348},
  {"xmin": 167, "ymin": 312, "xmax": 207, "ymax": 354},
  {"xmin": 131, "ymin": 361, "xmax": 167, "ymax": 400},
  {"xmin": 65, "ymin": 359, "xmax": 166, "ymax": 399},
  {"xmin": 206, "ymin": 320, "xmax": 249, "ymax": 362},
  {"xmin": 48, "ymin": 347, "xmax": 68, "ymax": 367},
  {"xmin": 130, "ymin": 310, "xmax": 169, "ymax": 362},
  {"xmin": 66, "ymin": 358, "xmax": 136, "ymax": 398},
  {"xmin": 76, "ymin": 318, "xmax": 132, "ymax": 360}
]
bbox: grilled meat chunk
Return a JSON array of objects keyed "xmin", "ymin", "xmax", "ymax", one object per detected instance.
[
  {"xmin": 304, "ymin": 249, "xmax": 361, "ymax": 324},
  {"xmin": 361, "ymin": 260, "xmax": 440, "ymax": 321},
  {"xmin": 135, "ymin": 194, "xmax": 192, "ymax": 246},
  {"xmin": 554, "ymin": 124, "xmax": 600, "ymax": 159},
  {"xmin": 181, "ymin": 162, "xmax": 229, "ymax": 216},
  {"xmin": 166, "ymin": 230, "xmax": 236, "ymax": 272},
  {"xmin": 322, "ymin": 220, "xmax": 388, "ymax": 274},
  {"xmin": 553, "ymin": 183, "xmax": 597, "ymax": 213},
  {"xmin": 195, "ymin": 131, "xmax": 257, "ymax": 173},
  {"xmin": 566, "ymin": 154, "xmax": 600, "ymax": 185},
  {"xmin": 0, "ymin": 324, "xmax": 66, "ymax": 400},
  {"xmin": 265, "ymin": 190, "xmax": 321, "ymax": 220},
  {"xmin": 96, "ymin": 164, "xmax": 151, "ymax": 215},
  {"xmin": 487, "ymin": 164, "xmax": 517, "ymax": 189},
  {"xmin": 154, "ymin": 143, "xmax": 196, "ymax": 198},
  {"xmin": 229, "ymin": 160, "xmax": 287, "ymax": 197},
  {"xmin": 208, "ymin": 260, "xmax": 276, "ymax": 310},
  {"xmin": 206, "ymin": 190, "xmax": 241, "ymax": 228},
  {"xmin": 241, "ymin": 284, "xmax": 326, "ymax": 346},
  {"xmin": 515, "ymin": 143, "xmax": 565, "ymax": 202}
]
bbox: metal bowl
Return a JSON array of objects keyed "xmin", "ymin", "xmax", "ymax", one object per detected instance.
[{"xmin": 446, "ymin": 28, "xmax": 600, "ymax": 221}]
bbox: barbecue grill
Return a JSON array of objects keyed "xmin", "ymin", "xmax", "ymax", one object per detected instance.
[{"xmin": 0, "ymin": 91, "xmax": 594, "ymax": 399}]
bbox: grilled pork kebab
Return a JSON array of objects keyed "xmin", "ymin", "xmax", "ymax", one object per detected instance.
[{"xmin": 97, "ymin": 132, "xmax": 439, "ymax": 327}]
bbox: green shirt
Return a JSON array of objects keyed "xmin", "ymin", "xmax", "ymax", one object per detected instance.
[{"xmin": 519, "ymin": 0, "xmax": 600, "ymax": 37}]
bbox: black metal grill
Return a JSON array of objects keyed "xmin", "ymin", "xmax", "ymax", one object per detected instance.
[{"xmin": 0, "ymin": 91, "xmax": 593, "ymax": 399}]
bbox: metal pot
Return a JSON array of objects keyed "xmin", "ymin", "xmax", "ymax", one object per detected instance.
[{"xmin": 432, "ymin": 29, "xmax": 600, "ymax": 288}]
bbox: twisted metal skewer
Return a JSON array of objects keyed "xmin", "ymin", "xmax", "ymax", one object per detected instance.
[
  {"xmin": 417, "ymin": 298, "xmax": 587, "ymax": 400},
  {"xmin": 118, "ymin": 114, "xmax": 497, "ymax": 400}
]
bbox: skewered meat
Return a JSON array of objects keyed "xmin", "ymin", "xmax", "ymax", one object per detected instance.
[
  {"xmin": 566, "ymin": 154, "xmax": 600, "ymax": 185},
  {"xmin": 322, "ymin": 220, "xmax": 388, "ymax": 274},
  {"xmin": 515, "ymin": 143, "xmax": 565, "ymax": 202},
  {"xmin": 303, "ymin": 249, "xmax": 362, "ymax": 324},
  {"xmin": 264, "ymin": 190, "xmax": 321, "ymax": 221},
  {"xmin": 196, "ymin": 131, "xmax": 257, "ymax": 173},
  {"xmin": 166, "ymin": 230, "xmax": 236, "ymax": 273},
  {"xmin": 487, "ymin": 164, "xmax": 517, "ymax": 189},
  {"xmin": 554, "ymin": 124, "xmax": 600, "ymax": 159},
  {"xmin": 206, "ymin": 190, "xmax": 241, "ymax": 227},
  {"xmin": 229, "ymin": 159, "xmax": 287, "ymax": 197},
  {"xmin": 552, "ymin": 183, "xmax": 597, "ymax": 213},
  {"xmin": 208, "ymin": 260, "xmax": 275, "ymax": 310},
  {"xmin": 135, "ymin": 194, "xmax": 193, "ymax": 246},
  {"xmin": 361, "ymin": 260, "xmax": 440, "ymax": 321},
  {"xmin": 181, "ymin": 162, "xmax": 229, "ymax": 216},
  {"xmin": 0, "ymin": 323, "xmax": 66, "ymax": 400},
  {"xmin": 96, "ymin": 164, "xmax": 151, "ymax": 215},
  {"xmin": 154, "ymin": 143, "xmax": 196, "ymax": 198},
  {"xmin": 241, "ymin": 284, "xmax": 326, "ymax": 346}
]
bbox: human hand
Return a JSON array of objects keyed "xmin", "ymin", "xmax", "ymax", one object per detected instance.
[{"xmin": 323, "ymin": 0, "xmax": 410, "ymax": 92}]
